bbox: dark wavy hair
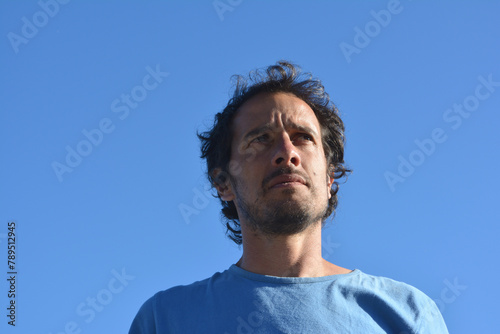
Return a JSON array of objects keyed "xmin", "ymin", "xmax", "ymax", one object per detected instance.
[{"xmin": 198, "ymin": 61, "xmax": 351, "ymax": 245}]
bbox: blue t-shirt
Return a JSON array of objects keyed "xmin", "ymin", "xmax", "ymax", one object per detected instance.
[{"xmin": 129, "ymin": 265, "xmax": 448, "ymax": 333}]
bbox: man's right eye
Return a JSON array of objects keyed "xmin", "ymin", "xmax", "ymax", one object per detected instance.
[{"xmin": 253, "ymin": 134, "xmax": 270, "ymax": 143}]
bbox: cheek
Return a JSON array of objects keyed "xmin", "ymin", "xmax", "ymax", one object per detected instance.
[
  {"xmin": 244, "ymin": 146, "xmax": 260, "ymax": 162},
  {"xmin": 228, "ymin": 160, "xmax": 243, "ymax": 176},
  {"xmin": 231, "ymin": 145, "xmax": 264, "ymax": 171}
]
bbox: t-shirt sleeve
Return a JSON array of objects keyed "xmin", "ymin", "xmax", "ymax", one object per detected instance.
[
  {"xmin": 415, "ymin": 297, "xmax": 449, "ymax": 334},
  {"xmin": 128, "ymin": 295, "xmax": 157, "ymax": 334}
]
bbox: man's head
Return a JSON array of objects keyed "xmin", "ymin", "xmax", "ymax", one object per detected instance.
[{"xmin": 198, "ymin": 61, "xmax": 350, "ymax": 245}]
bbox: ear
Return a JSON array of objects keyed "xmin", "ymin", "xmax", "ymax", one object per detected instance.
[
  {"xmin": 212, "ymin": 168, "xmax": 235, "ymax": 201},
  {"xmin": 327, "ymin": 165, "xmax": 335, "ymax": 199}
]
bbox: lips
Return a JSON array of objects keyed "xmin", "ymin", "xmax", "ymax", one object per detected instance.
[{"xmin": 268, "ymin": 173, "xmax": 307, "ymax": 189}]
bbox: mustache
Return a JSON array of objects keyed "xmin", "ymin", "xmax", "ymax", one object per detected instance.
[{"xmin": 262, "ymin": 167, "xmax": 310, "ymax": 189}]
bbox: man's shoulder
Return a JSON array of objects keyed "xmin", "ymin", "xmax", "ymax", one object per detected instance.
[
  {"xmin": 347, "ymin": 269, "xmax": 436, "ymax": 304},
  {"xmin": 351, "ymin": 269, "xmax": 425, "ymax": 289},
  {"xmin": 129, "ymin": 268, "xmax": 230, "ymax": 328},
  {"xmin": 346, "ymin": 270, "xmax": 444, "ymax": 325},
  {"xmin": 152, "ymin": 267, "xmax": 231, "ymax": 301}
]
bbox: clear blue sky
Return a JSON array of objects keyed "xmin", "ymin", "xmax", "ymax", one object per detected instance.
[{"xmin": 1, "ymin": 1, "xmax": 499, "ymax": 333}]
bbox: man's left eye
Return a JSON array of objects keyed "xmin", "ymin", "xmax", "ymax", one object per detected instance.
[{"xmin": 297, "ymin": 134, "xmax": 313, "ymax": 142}]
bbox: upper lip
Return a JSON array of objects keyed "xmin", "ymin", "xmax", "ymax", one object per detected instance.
[{"xmin": 268, "ymin": 173, "xmax": 307, "ymax": 189}]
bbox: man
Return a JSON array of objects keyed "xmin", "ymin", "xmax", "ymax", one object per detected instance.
[{"xmin": 129, "ymin": 61, "xmax": 448, "ymax": 333}]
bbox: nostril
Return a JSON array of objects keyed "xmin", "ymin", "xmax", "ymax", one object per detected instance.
[{"xmin": 275, "ymin": 157, "xmax": 284, "ymax": 165}]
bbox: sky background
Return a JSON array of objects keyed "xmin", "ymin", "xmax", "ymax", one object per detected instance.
[{"xmin": 1, "ymin": 1, "xmax": 499, "ymax": 333}]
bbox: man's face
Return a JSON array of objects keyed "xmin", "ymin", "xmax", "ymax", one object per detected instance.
[{"xmin": 217, "ymin": 92, "xmax": 334, "ymax": 236}]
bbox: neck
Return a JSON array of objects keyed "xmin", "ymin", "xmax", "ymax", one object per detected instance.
[{"xmin": 236, "ymin": 221, "xmax": 350, "ymax": 277}]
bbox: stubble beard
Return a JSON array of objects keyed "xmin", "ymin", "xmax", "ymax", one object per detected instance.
[{"xmin": 231, "ymin": 176, "xmax": 328, "ymax": 237}]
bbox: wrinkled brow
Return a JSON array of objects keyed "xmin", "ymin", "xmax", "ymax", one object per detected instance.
[{"xmin": 242, "ymin": 123, "xmax": 319, "ymax": 143}]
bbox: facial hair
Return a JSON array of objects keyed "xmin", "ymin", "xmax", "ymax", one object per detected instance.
[{"xmin": 230, "ymin": 167, "xmax": 329, "ymax": 237}]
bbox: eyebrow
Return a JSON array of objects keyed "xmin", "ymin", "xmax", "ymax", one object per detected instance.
[{"xmin": 242, "ymin": 123, "xmax": 319, "ymax": 143}]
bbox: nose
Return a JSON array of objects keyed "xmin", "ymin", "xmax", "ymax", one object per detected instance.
[{"xmin": 272, "ymin": 134, "xmax": 301, "ymax": 167}]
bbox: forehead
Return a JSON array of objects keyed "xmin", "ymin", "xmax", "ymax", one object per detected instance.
[{"xmin": 231, "ymin": 92, "xmax": 321, "ymax": 139}]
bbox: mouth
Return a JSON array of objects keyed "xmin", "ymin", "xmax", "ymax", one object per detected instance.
[{"xmin": 268, "ymin": 173, "xmax": 307, "ymax": 189}]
